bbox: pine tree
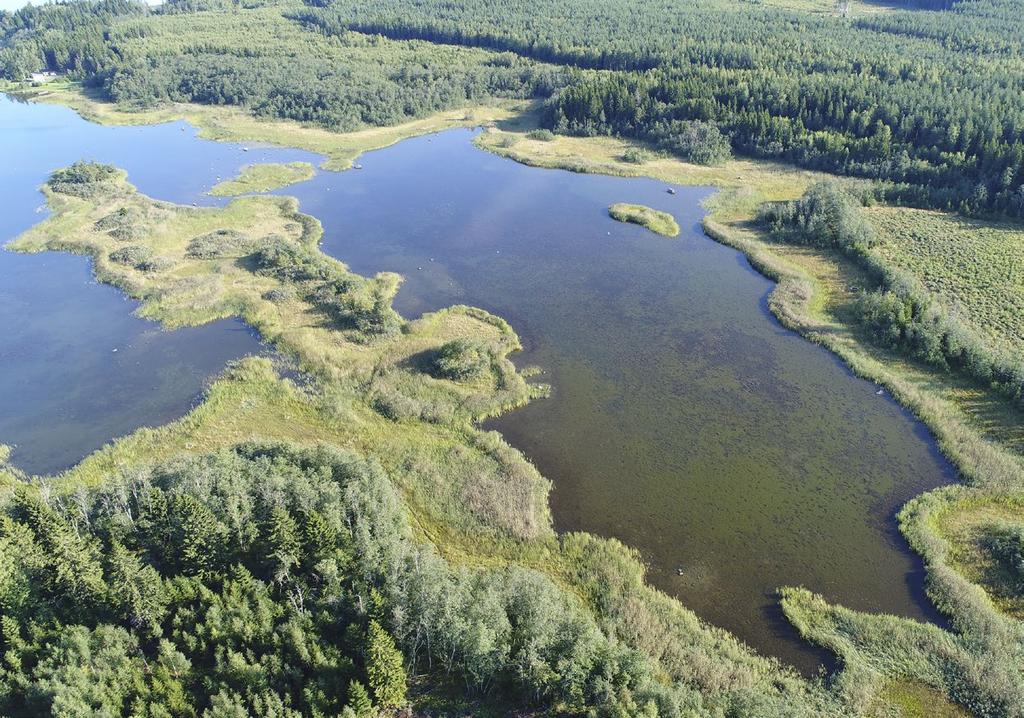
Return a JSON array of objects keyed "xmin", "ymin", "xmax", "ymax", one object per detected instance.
[
  {"xmin": 345, "ymin": 679, "xmax": 374, "ymax": 718},
  {"xmin": 365, "ymin": 620, "xmax": 407, "ymax": 709}
]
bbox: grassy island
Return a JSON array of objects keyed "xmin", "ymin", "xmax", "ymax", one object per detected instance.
[
  {"xmin": 3, "ymin": 0, "xmax": 1024, "ymax": 712},
  {"xmin": 209, "ymin": 161, "xmax": 316, "ymax": 196},
  {"xmin": 608, "ymin": 202, "xmax": 680, "ymax": 237}
]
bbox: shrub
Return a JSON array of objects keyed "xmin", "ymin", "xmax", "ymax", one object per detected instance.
[
  {"xmin": 622, "ymin": 147, "xmax": 650, "ymax": 164},
  {"xmin": 185, "ymin": 228, "xmax": 252, "ymax": 259},
  {"xmin": 431, "ymin": 339, "xmax": 492, "ymax": 380},
  {"xmin": 49, "ymin": 162, "xmax": 118, "ymax": 197},
  {"xmin": 526, "ymin": 128, "xmax": 555, "ymax": 141},
  {"xmin": 262, "ymin": 287, "xmax": 295, "ymax": 303},
  {"xmin": 108, "ymin": 245, "xmax": 153, "ymax": 267}
]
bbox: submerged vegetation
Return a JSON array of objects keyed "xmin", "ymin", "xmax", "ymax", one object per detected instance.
[
  {"xmin": 3, "ymin": 0, "xmax": 1024, "ymax": 714},
  {"xmin": 210, "ymin": 161, "xmax": 316, "ymax": 196},
  {"xmin": 4, "ymin": 163, "xmax": 857, "ymax": 716},
  {"xmin": 608, "ymin": 202, "xmax": 680, "ymax": 238}
]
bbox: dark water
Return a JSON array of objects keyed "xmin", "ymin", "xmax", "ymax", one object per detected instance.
[
  {"xmin": 0, "ymin": 95, "xmax": 317, "ymax": 475},
  {"xmin": 1, "ymin": 96, "xmax": 955, "ymax": 671},
  {"xmin": 282, "ymin": 129, "xmax": 956, "ymax": 672}
]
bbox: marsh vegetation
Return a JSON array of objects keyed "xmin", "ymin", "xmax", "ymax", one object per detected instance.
[
  {"xmin": 608, "ymin": 202, "xmax": 680, "ymax": 237},
  {"xmin": 209, "ymin": 161, "xmax": 316, "ymax": 196},
  {"xmin": 3, "ymin": 0, "xmax": 1024, "ymax": 714}
]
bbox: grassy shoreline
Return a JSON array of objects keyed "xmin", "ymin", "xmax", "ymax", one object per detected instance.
[
  {"xmin": 608, "ymin": 202, "xmax": 680, "ymax": 237},
  {"xmin": 5, "ymin": 86, "xmax": 1023, "ymax": 713},
  {"xmin": 475, "ymin": 119, "xmax": 1024, "ymax": 713},
  {"xmin": 6, "ymin": 155, "xmax": 841, "ymax": 713},
  {"xmin": 209, "ymin": 161, "xmax": 316, "ymax": 196}
]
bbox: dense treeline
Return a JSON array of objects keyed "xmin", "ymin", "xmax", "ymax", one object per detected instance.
[
  {"xmin": 0, "ymin": 443, "xmax": 699, "ymax": 716},
  {"xmin": 0, "ymin": 0, "xmax": 145, "ymax": 80},
  {"xmin": 0, "ymin": 0, "xmax": 567, "ymax": 132},
  {"xmin": 761, "ymin": 182, "xmax": 1024, "ymax": 407},
  {"xmin": 5, "ymin": 0, "xmax": 1024, "ymax": 215},
  {"xmin": 302, "ymin": 0, "xmax": 1024, "ymax": 218}
]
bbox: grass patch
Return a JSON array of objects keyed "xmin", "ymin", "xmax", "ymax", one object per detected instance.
[
  {"xmin": 210, "ymin": 161, "xmax": 316, "ymax": 196},
  {"xmin": 868, "ymin": 206, "xmax": 1024, "ymax": 354},
  {"xmin": 608, "ymin": 202, "xmax": 680, "ymax": 237},
  {"xmin": 932, "ymin": 494, "xmax": 1024, "ymax": 620},
  {"xmin": 869, "ymin": 680, "xmax": 973, "ymax": 718}
]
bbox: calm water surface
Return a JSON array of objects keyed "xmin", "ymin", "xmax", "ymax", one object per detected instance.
[
  {"xmin": 2, "ymin": 97, "xmax": 955, "ymax": 671},
  {"xmin": 0, "ymin": 95, "xmax": 316, "ymax": 475},
  {"xmin": 283, "ymin": 129, "xmax": 956, "ymax": 671}
]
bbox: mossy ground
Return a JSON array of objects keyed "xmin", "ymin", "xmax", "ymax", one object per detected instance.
[
  {"xmin": 608, "ymin": 202, "xmax": 680, "ymax": 237},
  {"xmin": 210, "ymin": 161, "xmax": 316, "ymax": 196}
]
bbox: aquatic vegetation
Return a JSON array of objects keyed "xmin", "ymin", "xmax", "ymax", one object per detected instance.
[
  {"xmin": 209, "ymin": 161, "xmax": 316, "ymax": 196},
  {"xmin": 477, "ymin": 121, "xmax": 1024, "ymax": 716},
  {"xmin": 5, "ymin": 161, "xmax": 855, "ymax": 715},
  {"xmin": 608, "ymin": 202, "xmax": 680, "ymax": 237}
]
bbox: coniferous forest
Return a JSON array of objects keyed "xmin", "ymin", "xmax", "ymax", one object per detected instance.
[{"xmin": 3, "ymin": 0, "xmax": 1024, "ymax": 716}]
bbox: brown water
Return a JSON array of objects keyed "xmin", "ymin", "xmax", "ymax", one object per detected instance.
[
  {"xmin": 287, "ymin": 129, "xmax": 956, "ymax": 672},
  {"xmin": 0, "ymin": 94, "xmax": 955, "ymax": 671}
]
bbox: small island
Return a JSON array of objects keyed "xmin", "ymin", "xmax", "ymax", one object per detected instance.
[
  {"xmin": 608, "ymin": 202, "xmax": 680, "ymax": 237},
  {"xmin": 209, "ymin": 161, "xmax": 315, "ymax": 196}
]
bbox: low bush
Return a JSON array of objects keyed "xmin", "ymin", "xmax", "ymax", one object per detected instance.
[
  {"xmin": 984, "ymin": 523, "xmax": 1024, "ymax": 590},
  {"xmin": 48, "ymin": 161, "xmax": 119, "ymax": 198},
  {"xmin": 622, "ymin": 147, "xmax": 650, "ymax": 164},
  {"xmin": 185, "ymin": 228, "xmax": 253, "ymax": 259},
  {"xmin": 108, "ymin": 244, "xmax": 152, "ymax": 267},
  {"xmin": 526, "ymin": 128, "xmax": 555, "ymax": 141},
  {"xmin": 431, "ymin": 338, "xmax": 492, "ymax": 380}
]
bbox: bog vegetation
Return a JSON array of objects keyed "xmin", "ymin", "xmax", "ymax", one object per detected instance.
[
  {"xmin": 760, "ymin": 182, "xmax": 1024, "ymax": 409},
  {"xmin": 4, "ymin": 0, "xmax": 1024, "ymax": 715}
]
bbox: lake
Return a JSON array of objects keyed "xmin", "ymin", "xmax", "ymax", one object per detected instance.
[
  {"xmin": 0, "ymin": 95, "xmax": 955, "ymax": 671},
  {"xmin": 0, "ymin": 94, "xmax": 315, "ymax": 475},
  {"xmin": 284, "ymin": 128, "xmax": 956, "ymax": 671}
]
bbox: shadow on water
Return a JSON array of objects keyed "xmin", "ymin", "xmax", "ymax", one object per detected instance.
[{"xmin": 279, "ymin": 127, "xmax": 957, "ymax": 674}]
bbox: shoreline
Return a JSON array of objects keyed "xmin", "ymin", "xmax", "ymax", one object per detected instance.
[{"xmin": 3, "ymin": 84, "xmax": 1020, "ymax": 713}]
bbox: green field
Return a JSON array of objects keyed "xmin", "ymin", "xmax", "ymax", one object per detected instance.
[{"xmin": 869, "ymin": 207, "xmax": 1024, "ymax": 354}]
